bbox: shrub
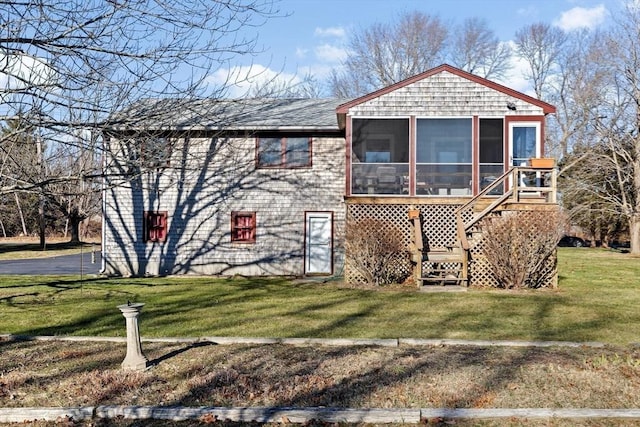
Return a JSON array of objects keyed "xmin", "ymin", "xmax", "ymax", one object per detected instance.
[
  {"xmin": 481, "ymin": 210, "xmax": 566, "ymax": 289},
  {"xmin": 345, "ymin": 217, "xmax": 409, "ymax": 285}
]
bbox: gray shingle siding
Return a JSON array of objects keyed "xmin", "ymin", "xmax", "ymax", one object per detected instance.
[
  {"xmin": 347, "ymin": 71, "xmax": 544, "ymax": 117},
  {"xmin": 103, "ymin": 134, "xmax": 345, "ymax": 276}
]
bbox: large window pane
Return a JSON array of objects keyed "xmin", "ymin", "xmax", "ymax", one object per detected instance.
[
  {"xmin": 416, "ymin": 118, "xmax": 471, "ymax": 196},
  {"xmin": 417, "ymin": 119, "xmax": 472, "ymax": 164},
  {"xmin": 351, "ymin": 118, "xmax": 409, "ymax": 195},
  {"xmin": 479, "ymin": 119, "xmax": 504, "ymax": 195},
  {"xmin": 479, "ymin": 118, "xmax": 503, "ymax": 163}
]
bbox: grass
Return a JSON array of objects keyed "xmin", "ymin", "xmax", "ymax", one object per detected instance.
[
  {"xmin": 0, "ymin": 247, "xmax": 638, "ymax": 345},
  {"xmin": 1, "ymin": 339, "xmax": 640, "ymax": 426},
  {"xmin": 1, "ymin": 247, "xmax": 640, "ymax": 426}
]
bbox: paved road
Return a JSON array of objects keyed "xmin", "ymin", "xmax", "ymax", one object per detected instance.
[{"xmin": 0, "ymin": 251, "xmax": 101, "ymax": 275}]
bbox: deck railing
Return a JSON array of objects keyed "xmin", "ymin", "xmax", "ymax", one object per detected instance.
[{"xmin": 454, "ymin": 166, "xmax": 557, "ymax": 254}]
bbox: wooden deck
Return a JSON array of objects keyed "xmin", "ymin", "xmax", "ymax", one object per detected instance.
[{"xmin": 344, "ymin": 166, "xmax": 559, "ymax": 287}]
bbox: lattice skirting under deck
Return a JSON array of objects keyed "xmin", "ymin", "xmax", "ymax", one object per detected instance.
[{"xmin": 344, "ymin": 202, "xmax": 557, "ymax": 288}]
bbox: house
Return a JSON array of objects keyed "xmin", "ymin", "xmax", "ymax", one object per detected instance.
[{"xmin": 102, "ymin": 64, "xmax": 558, "ymax": 286}]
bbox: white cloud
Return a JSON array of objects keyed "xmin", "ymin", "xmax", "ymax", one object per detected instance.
[
  {"xmin": 295, "ymin": 47, "xmax": 309, "ymax": 59},
  {"xmin": 314, "ymin": 43, "xmax": 348, "ymax": 63},
  {"xmin": 554, "ymin": 5, "xmax": 608, "ymax": 31},
  {"xmin": 1, "ymin": 53, "xmax": 56, "ymax": 90},
  {"xmin": 496, "ymin": 41, "xmax": 536, "ymax": 97},
  {"xmin": 314, "ymin": 26, "xmax": 346, "ymax": 38},
  {"xmin": 205, "ymin": 64, "xmax": 302, "ymax": 98}
]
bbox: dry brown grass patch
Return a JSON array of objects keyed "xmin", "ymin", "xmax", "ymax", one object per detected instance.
[{"xmin": 1, "ymin": 339, "xmax": 640, "ymax": 415}]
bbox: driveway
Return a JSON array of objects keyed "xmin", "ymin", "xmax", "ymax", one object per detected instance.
[{"xmin": 0, "ymin": 251, "xmax": 101, "ymax": 275}]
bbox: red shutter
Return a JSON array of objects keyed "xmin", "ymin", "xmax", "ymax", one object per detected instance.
[
  {"xmin": 145, "ymin": 211, "xmax": 167, "ymax": 243},
  {"xmin": 231, "ymin": 212, "xmax": 256, "ymax": 243}
]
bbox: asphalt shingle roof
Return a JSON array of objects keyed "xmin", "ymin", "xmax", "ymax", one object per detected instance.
[{"xmin": 110, "ymin": 98, "xmax": 349, "ymax": 131}]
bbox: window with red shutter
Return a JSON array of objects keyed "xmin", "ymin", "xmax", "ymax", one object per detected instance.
[
  {"xmin": 144, "ymin": 211, "xmax": 167, "ymax": 243},
  {"xmin": 231, "ymin": 211, "xmax": 256, "ymax": 243}
]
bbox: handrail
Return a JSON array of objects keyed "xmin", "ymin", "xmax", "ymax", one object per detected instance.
[
  {"xmin": 464, "ymin": 189, "xmax": 514, "ymax": 231},
  {"xmin": 454, "ymin": 167, "xmax": 514, "ymax": 250},
  {"xmin": 454, "ymin": 165, "xmax": 557, "ymax": 251},
  {"xmin": 454, "ymin": 167, "xmax": 514, "ymax": 217}
]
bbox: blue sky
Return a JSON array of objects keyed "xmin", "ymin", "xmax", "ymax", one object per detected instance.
[{"xmin": 209, "ymin": 0, "xmax": 621, "ymax": 97}]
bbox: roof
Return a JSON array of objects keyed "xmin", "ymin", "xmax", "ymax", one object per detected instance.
[
  {"xmin": 109, "ymin": 65, "xmax": 555, "ymax": 134},
  {"xmin": 109, "ymin": 98, "xmax": 349, "ymax": 132},
  {"xmin": 336, "ymin": 64, "xmax": 556, "ymax": 116}
]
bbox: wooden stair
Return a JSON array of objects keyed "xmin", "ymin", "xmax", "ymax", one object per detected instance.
[
  {"xmin": 421, "ymin": 247, "xmax": 466, "ymax": 286},
  {"xmin": 408, "ymin": 165, "xmax": 557, "ymax": 288}
]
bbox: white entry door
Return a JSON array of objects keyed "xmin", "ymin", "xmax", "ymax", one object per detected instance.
[{"xmin": 305, "ymin": 212, "xmax": 333, "ymax": 274}]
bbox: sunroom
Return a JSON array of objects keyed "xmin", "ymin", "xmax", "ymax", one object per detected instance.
[
  {"xmin": 348, "ymin": 116, "xmax": 544, "ymax": 198},
  {"xmin": 337, "ymin": 64, "xmax": 558, "ymax": 287}
]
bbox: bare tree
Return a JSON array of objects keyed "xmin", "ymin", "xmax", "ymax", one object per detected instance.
[
  {"xmin": 248, "ymin": 73, "xmax": 325, "ymax": 98},
  {"xmin": 329, "ymin": 11, "xmax": 449, "ymax": 97},
  {"xmin": 0, "ymin": 119, "xmax": 39, "ymax": 236},
  {"xmin": 584, "ymin": 4, "xmax": 640, "ymax": 254},
  {"xmin": 1, "ymin": 0, "xmax": 279, "ymax": 245},
  {"xmin": 558, "ymin": 4, "xmax": 640, "ymax": 254},
  {"xmin": 514, "ymin": 23, "xmax": 568, "ymax": 99},
  {"xmin": 545, "ymin": 30, "xmax": 609, "ymax": 159},
  {"xmin": 44, "ymin": 133, "xmax": 102, "ymax": 243},
  {"xmin": 449, "ymin": 17, "xmax": 511, "ymax": 80},
  {"xmin": 595, "ymin": 4, "xmax": 640, "ymax": 254},
  {"xmin": 560, "ymin": 146, "xmax": 628, "ymax": 246}
]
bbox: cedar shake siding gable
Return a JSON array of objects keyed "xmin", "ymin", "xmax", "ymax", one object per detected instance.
[{"xmin": 336, "ymin": 64, "xmax": 555, "ymax": 122}]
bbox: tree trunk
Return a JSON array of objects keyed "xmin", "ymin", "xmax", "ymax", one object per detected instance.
[
  {"xmin": 14, "ymin": 193, "xmax": 27, "ymax": 236},
  {"xmin": 39, "ymin": 194, "xmax": 45, "ymax": 250},
  {"xmin": 68, "ymin": 214, "xmax": 82, "ymax": 243},
  {"xmin": 630, "ymin": 214, "xmax": 640, "ymax": 255}
]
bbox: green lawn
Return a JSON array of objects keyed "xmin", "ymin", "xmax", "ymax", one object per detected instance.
[{"xmin": 0, "ymin": 248, "xmax": 638, "ymax": 344}]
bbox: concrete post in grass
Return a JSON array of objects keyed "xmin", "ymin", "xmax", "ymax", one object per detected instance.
[{"xmin": 117, "ymin": 302, "xmax": 148, "ymax": 370}]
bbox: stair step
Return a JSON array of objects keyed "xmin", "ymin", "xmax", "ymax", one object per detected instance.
[
  {"xmin": 424, "ymin": 256, "xmax": 463, "ymax": 263},
  {"xmin": 426, "ymin": 268, "xmax": 462, "ymax": 274},
  {"xmin": 421, "ymin": 275, "xmax": 466, "ymax": 285}
]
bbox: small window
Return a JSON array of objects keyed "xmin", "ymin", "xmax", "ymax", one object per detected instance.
[
  {"xmin": 144, "ymin": 211, "xmax": 167, "ymax": 243},
  {"xmin": 231, "ymin": 211, "xmax": 256, "ymax": 243},
  {"xmin": 257, "ymin": 137, "xmax": 311, "ymax": 168},
  {"xmin": 140, "ymin": 137, "xmax": 172, "ymax": 168}
]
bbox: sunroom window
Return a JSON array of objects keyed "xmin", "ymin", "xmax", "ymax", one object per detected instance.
[
  {"xmin": 479, "ymin": 118, "xmax": 504, "ymax": 193},
  {"xmin": 416, "ymin": 118, "xmax": 472, "ymax": 196},
  {"xmin": 351, "ymin": 118, "xmax": 409, "ymax": 195}
]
